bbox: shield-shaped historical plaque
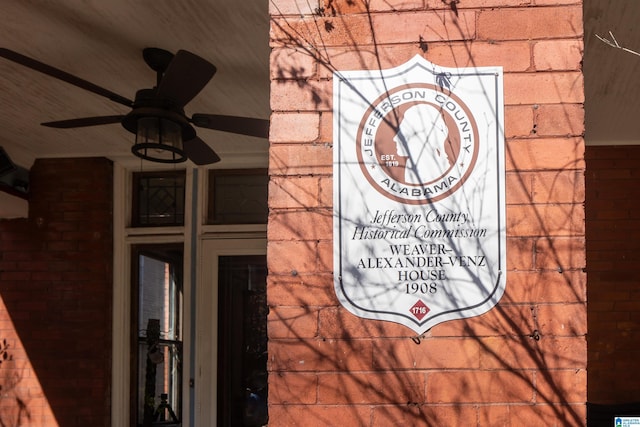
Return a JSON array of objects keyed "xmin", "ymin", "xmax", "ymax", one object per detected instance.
[{"xmin": 333, "ymin": 56, "xmax": 506, "ymax": 334}]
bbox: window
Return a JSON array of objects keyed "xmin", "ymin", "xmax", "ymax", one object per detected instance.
[
  {"xmin": 131, "ymin": 245, "xmax": 183, "ymax": 427},
  {"xmin": 207, "ymin": 169, "xmax": 268, "ymax": 224},
  {"xmin": 113, "ymin": 165, "xmax": 268, "ymax": 426},
  {"xmin": 132, "ymin": 171, "xmax": 186, "ymax": 227}
]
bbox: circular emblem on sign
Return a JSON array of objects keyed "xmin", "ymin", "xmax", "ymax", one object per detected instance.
[{"xmin": 356, "ymin": 84, "xmax": 480, "ymax": 204}]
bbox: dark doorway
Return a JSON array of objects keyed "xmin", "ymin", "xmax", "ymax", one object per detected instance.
[{"xmin": 217, "ymin": 255, "xmax": 268, "ymax": 426}]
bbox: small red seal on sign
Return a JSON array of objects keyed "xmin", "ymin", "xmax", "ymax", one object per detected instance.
[{"xmin": 410, "ymin": 300, "xmax": 430, "ymax": 320}]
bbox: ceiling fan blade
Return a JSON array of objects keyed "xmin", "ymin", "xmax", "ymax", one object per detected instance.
[
  {"xmin": 156, "ymin": 50, "xmax": 217, "ymax": 107},
  {"xmin": 42, "ymin": 115, "xmax": 125, "ymax": 128},
  {"xmin": 183, "ymin": 137, "xmax": 221, "ymax": 165},
  {"xmin": 0, "ymin": 48, "xmax": 133, "ymax": 108},
  {"xmin": 191, "ymin": 114, "xmax": 269, "ymax": 138}
]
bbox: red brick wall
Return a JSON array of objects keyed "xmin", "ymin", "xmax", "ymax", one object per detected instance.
[
  {"xmin": 269, "ymin": 1, "xmax": 586, "ymax": 425},
  {"xmin": 0, "ymin": 157, "xmax": 113, "ymax": 426},
  {"xmin": 586, "ymin": 145, "xmax": 640, "ymax": 404}
]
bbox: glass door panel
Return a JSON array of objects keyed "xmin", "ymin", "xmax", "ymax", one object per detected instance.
[
  {"xmin": 133, "ymin": 245, "xmax": 183, "ymax": 427},
  {"xmin": 217, "ymin": 255, "xmax": 268, "ymax": 427}
]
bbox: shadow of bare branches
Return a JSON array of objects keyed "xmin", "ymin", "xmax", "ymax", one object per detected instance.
[
  {"xmin": 0, "ymin": 341, "xmax": 32, "ymax": 427},
  {"xmin": 267, "ymin": 1, "xmax": 586, "ymax": 425}
]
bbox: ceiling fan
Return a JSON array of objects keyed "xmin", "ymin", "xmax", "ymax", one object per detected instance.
[{"xmin": 0, "ymin": 47, "xmax": 270, "ymax": 165}]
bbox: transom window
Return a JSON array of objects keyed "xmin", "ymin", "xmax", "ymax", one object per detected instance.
[
  {"xmin": 132, "ymin": 171, "xmax": 186, "ymax": 227},
  {"xmin": 207, "ymin": 169, "xmax": 268, "ymax": 224}
]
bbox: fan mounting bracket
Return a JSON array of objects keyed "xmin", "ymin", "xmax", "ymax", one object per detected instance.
[{"xmin": 142, "ymin": 48, "xmax": 174, "ymax": 75}]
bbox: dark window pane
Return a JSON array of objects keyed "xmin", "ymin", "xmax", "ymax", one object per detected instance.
[
  {"xmin": 218, "ymin": 255, "xmax": 268, "ymax": 426},
  {"xmin": 208, "ymin": 169, "xmax": 268, "ymax": 224},
  {"xmin": 132, "ymin": 171, "xmax": 186, "ymax": 227}
]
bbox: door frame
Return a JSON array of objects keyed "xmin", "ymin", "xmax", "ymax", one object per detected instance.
[
  {"xmin": 111, "ymin": 162, "xmax": 267, "ymax": 427},
  {"xmin": 195, "ymin": 237, "xmax": 267, "ymax": 426}
]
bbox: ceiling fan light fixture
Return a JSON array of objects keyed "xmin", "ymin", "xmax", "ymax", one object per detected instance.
[
  {"xmin": 132, "ymin": 116, "xmax": 187, "ymax": 163},
  {"xmin": 0, "ymin": 48, "xmax": 268, "ymax": 166}
]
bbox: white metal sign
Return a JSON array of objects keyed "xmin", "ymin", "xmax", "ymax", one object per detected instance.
[{"xmin": 333, "ymin": 56, "xmax": 506, "ymax": 334}]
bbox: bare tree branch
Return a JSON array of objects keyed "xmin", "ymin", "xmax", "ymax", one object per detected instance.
[{"xmin": 596, "ymin": 31, "xmax": 640, "ymax": 57}]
